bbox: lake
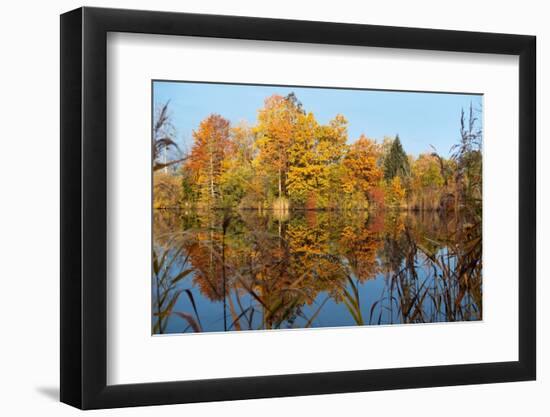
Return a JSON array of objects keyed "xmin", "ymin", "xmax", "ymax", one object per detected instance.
[{"xmin": 152, "ymin": 208, "xmax": 482, "ymax": 334}]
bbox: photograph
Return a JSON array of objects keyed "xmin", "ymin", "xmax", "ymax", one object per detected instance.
[{"xmin": 152, "ymin": 81, "xmax": 483, "ymax": 334}]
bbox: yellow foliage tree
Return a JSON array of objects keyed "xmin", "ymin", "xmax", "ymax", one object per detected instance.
[
  {"xmin": 286, "ymin": 112, "xmax": 320, "ymax": 204},
  {"xmin": 410, "ymin": 153, "xmax": 445, "ymax": 210},
  {"xmin": 385, "ymin": 176, "xmax": 406, "ymax": 208},
  {"xmin": 255, "ymin": 94, "xmax": 302, "ymax": 200}
]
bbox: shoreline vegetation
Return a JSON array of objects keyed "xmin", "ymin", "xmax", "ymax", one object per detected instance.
[{"xmin": 153, "ymin": 92, "xmax": 481, "ymax": 219}]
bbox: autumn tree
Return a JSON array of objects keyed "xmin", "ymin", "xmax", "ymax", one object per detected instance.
[
  {"xmin": 219, "ymin": 122, "xmax": 257, "ymax": 207},
  {"xmin": 286, "ymin": 112, "xmax": 319, "ymax": 204},
  {"xmin": 285, "ymin": 112, "xmax": 349, "ymax": 207},
  {"xmin": 255, "ymin": 94, "xmax": 303, "ymax": 202},
  {"xmin": 385, "ymin": 176, "xmax": 406, "ymax": 208},
  {"xmin": 410, "ymin": 154, "xmax": 445, "ymax": 210},
  {"xmin": 230, "ymin": 121, "xmax": 256, "ymax": 165},
  {"xmin": 412, "ymin": 154, "xmax": 444, "ymax": 188},
  {"xmin": 314, "ymin": 114, "xmax": 348, "ymax": 206},
  {"xmin": 187, "ymin": 114, "xmax": 231, "ymax": 206},
  {"xmin": 342, "ymin": 135, "xmax": 383, "ymax": 206}
]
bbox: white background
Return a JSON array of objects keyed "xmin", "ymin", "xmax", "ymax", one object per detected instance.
[
  {"xmin": 0, "ymin": 0, "xmax": 546, "ymax": 415},
  {"xmin": 108, "ymin": 33, "xmax": 518, "ymax": 384}
]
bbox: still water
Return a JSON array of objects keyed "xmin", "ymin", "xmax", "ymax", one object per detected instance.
[{"xmin": 152, "ymin": 209, "xmax": 482, "ymax": 334}]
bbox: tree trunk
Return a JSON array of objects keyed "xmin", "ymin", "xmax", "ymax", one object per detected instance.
[
  {"xmin": 210, "ymin": 155, "xmax": 215, "ymax": 199},
  {"xmin": 278, "ymin": 168, "xmax": 282, "ymax": 198}
]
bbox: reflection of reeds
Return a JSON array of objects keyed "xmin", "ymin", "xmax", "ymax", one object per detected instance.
[
  {"xmin": 417, "ymin": 221, "xmax": 482, "ymax": 321},
  {"xmin": 152, "ymin": 243, "xmax": 202, "ymax": 333},
  {"xmin": 369, "ymin": 217, "xmax": 482, "ymax": 324}
]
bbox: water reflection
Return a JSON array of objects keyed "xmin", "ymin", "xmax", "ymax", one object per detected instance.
[{"xmin": 152, "ymin": 209, "xmax": 482, "ymax": 334}]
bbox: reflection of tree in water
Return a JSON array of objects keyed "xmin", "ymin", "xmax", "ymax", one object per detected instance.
[
  {"xmin": 338, "ymin": 219, "xmax": 382, "ymax": 282},
  {"xmin": 152, "ymin": 207, "xmax": 481, "ymax": 333}
]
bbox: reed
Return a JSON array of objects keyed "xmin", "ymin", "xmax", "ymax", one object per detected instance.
[{"xmin": 152, "ymin": 242, "xmax": 203, "ymax": 333}]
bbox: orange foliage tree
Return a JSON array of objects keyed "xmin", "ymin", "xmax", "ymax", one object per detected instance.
[
  {"xmin": 342, "ymin": 135, "xmax": 383, "ymax": 206},
  {"xmin": 187, "ymin": 114, "xmax": 231, "ymax": 206}
]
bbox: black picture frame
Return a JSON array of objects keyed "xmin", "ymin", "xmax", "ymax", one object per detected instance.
[{"xmin": 60, "ymin": 6, "xmax": 536, "ymax": 410}]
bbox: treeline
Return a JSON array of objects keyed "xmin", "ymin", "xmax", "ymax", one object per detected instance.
[{"xmin": 154, "ymin": 93, "xmax": 482, "ymax": 214}]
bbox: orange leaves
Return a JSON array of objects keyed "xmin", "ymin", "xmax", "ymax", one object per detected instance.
[
  {"xmin": 342, "ymin": 134, "xmax": 383, "ymax": 197},
  {"xmin": 189, "ymin": 114, "xmax": 231, "ymax": 170},
  {"xmin": 187, "ymin": 114, "xmax": 231, "ymax": 205},
  {"xmin": 255, "ymin": 95, "xmax": 296, "ymax": 169}
]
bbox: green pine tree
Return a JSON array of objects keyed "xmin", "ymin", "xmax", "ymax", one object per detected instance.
[{"xmin": 384, "ymin": 134, "xmax": 410, "ymax": 179}]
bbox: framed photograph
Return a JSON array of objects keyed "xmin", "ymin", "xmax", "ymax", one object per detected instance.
[{"xmin": 60, "ymin": 6, "xmax": 536, "ymax": 409}]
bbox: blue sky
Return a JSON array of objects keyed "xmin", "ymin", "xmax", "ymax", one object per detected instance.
[{"xmin": 153, "ymin": 81, "xmax": 482, "ymax": 158}]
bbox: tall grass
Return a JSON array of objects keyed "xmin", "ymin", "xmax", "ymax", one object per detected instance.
[{"xmin": 152, "ymin": 241, "xmax": 202, "ymax": 334}]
